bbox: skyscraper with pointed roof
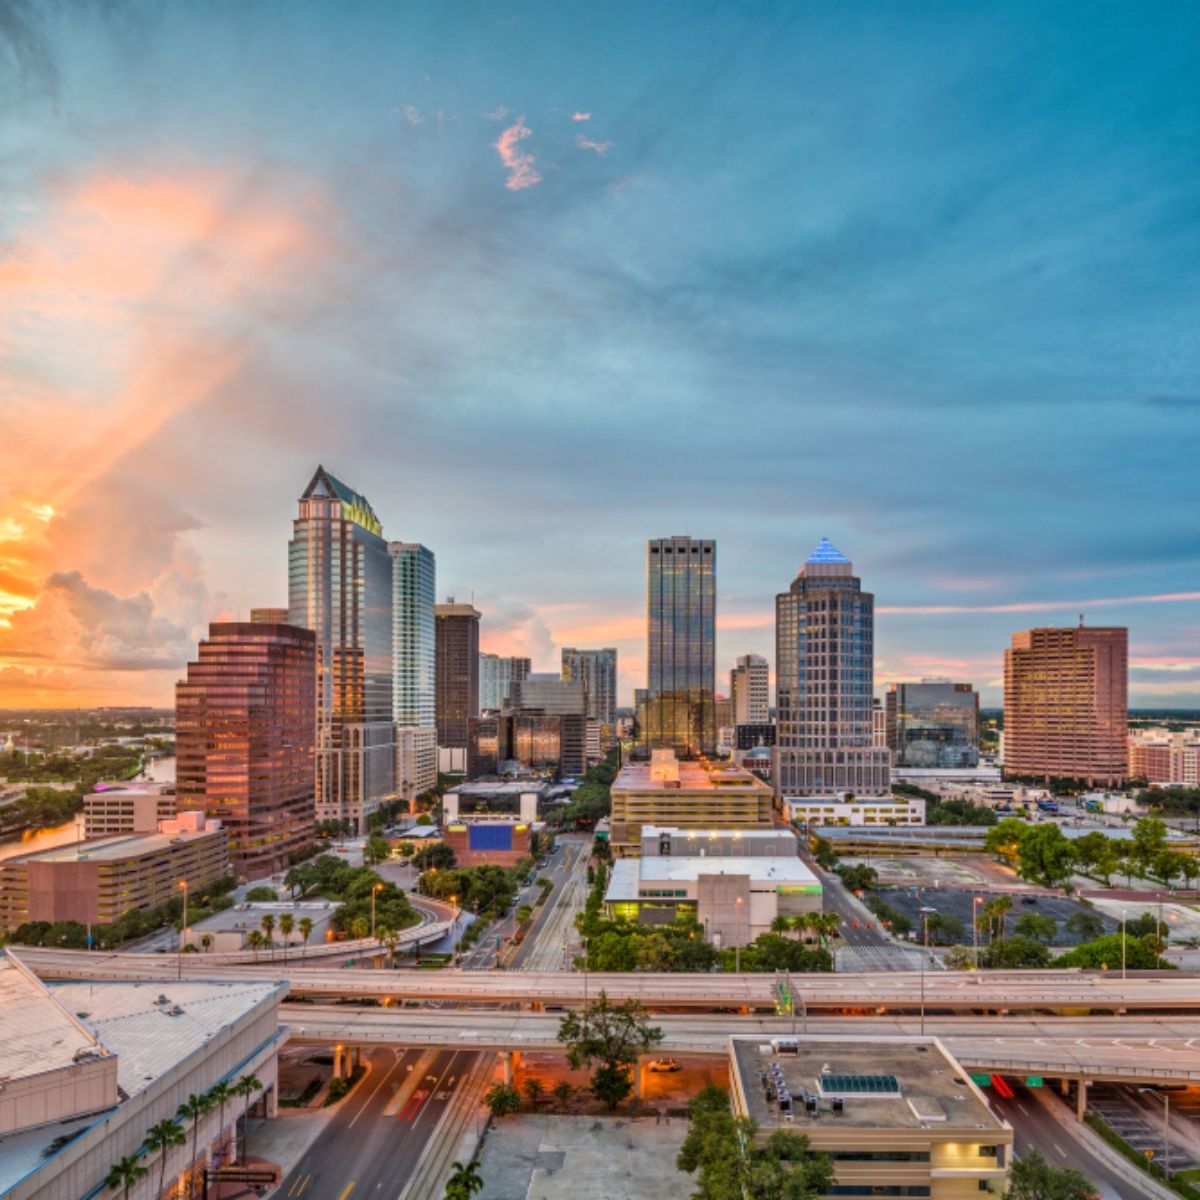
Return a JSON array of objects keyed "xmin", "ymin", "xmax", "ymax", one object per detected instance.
[
  {"xmin": 289, "ymin": 466, "xmax": 396, "ymax": 832},
  {"xmin": 774, "ymin": 539, "xmax": 890, "ymax": 796}
]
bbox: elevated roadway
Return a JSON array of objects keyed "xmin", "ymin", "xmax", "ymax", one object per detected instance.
[
  {"xmin": 17, "ymin": 948, "xmax": 1200, "ymax": 1014},
  {"xmin": 281, "ymin": 1007, "xmax": 1200, "ymax": 1084}
]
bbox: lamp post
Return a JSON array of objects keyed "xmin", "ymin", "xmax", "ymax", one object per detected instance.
[
  {"xmin": 450, "ymin": 894, "xmax": 458, "ymax": 955},
  {"xmin": 972, "ymin": 896, "xmax": 983, "ymax": 969},
  {"xmin": 371, "ymin": 882, "xmax": 383, "ymax": 940},
  {"xmin": 920, "ymin": 911, "xmax": 934, "ymax": 1035},
  {"xmin": 1121, "ymin": 910, "xmax": 1127, "ymax": 981},
  {"xmin": 1140, "ymin": 1088, "xmax": 1172, "ymax": 1178},
  {"xmin": 178, "ymin": 880, "xmax": 189, "ymax": 982}
]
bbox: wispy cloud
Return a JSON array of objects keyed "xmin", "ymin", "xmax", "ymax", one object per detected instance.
[
  {"xmin": 576, "ymin": 134, "xmax": 612, "ymax": 155},
  {"xmin": 483, "ymin": 105, "xmax": 509, "ymax": 121},
  {"xmin": 570, "ymin": 111, "xmax": 591, "ymax": 122},
  {"xmin": 493, "ymin": 116, "xmax": 541, "ymax": 190},
  {"xmin": 879, "ymin": 591, "xmax": 1200, "ymax": 615}
]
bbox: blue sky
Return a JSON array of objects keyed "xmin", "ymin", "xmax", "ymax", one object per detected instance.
[{"xmin": 0, "ymin": 1, "xmax": 1197, "ymax": 707}]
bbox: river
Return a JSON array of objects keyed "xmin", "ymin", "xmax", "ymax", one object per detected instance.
[{"xmin": 0, "ymin": 754, "xmax": 177, "ymax": 863}]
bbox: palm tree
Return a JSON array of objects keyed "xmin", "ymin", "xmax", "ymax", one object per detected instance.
[
  {"xmin": 176, "ymin": 1091, "xmax": 214, "ymax": 1199},
  {"xmin": 444, "ymin": 1159, "xmax": 484, "ymax": 1200},
  {"xmin": 279, "ymin": 913, "xmax": 294, "ymax": 963},
  {"xmin": 298, "ymin": 916, "xmax": 314, "ymax": 957},
  {"xmin": 246, "ymin": 929, "xmax": 263, "ymax": 961},
  {"xmin": 349, "ymin": 915, "xmax": 369, "ymax": 941},
  {"xmin": 259, "ymin": 913, "xmax": 276, "ymax": 957},
  {"xmin": 232, "ymin": 1074, "xmax": 263, "ymax": 1166},
  {"xmin": 377, "ymin": 925, "xmax": 398, "ymax": 968},
  {"xmin": 207, "ymin": 1079, "xmax": 233, "ymax": 1175},
  {"xmin": 770, "ymin": 915, "xmax": 792, "ymax": 936},
  {"xmin": 145, "ymin": 1117, "xmax": 186, "ymax": 1199},
  {"xmin": 106, "ymin": 1153, "xmax": 147, "ymax": 1200}
]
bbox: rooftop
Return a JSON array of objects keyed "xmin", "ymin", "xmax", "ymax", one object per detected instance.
[
  {"xmin": 3, "ymin": 826, "xmax": 223, "ymax": 865},
  {"xmin": 606, "ymin": 855, "xmax": 820, "ymax": 901},
  {"xmin": 731, "ymin": 1037, "xmax": 1007, "ymax": 1135},
  {"xmin": 642, "ymin": 826, "xmax": 796, "ymax": 843},
  {"xmin": 448, "ymin": 781, "xmax": 549, "ymax": 797},
  {"xmin": 614, "ymin": 761, "xmax": 773, "ymax": 794},
  {"xmin": 805, "ymin": 537, "xmax": 850, "ymax": 565}
]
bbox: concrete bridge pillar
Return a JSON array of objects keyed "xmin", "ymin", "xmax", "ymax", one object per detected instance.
[
  {"xmin": 332, "ymin": 1045, "xmax": 344, "ymax": 1080},
  {"xmin": 502, "ymin": 1050, "xmax": 521, "ymax": 1086},
  {"xmin": 633, "ymin": 1057, "xmax": 644, "ymax": 1100},
  {"xmin": 1076, "ymin": 1080, "xmax": 1089, "ymax": 1120},
  {"xmin": 1060, "ymin": 1078, "xmax": 1069, "ymax": 1097}
]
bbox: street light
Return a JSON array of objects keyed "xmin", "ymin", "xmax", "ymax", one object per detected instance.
[
  {"xmin": 178, "ymin": 880, "xmax": 189, "ymax": 982},
  {"xmin": 371, "ymin": 882, "xmax": 384, "ymax": 940},
  {"xmin": 972, "ymin": 897, "xmax": 983, "ymax": 970},
  {"xmin": 1139, "ymin": 1088, "xmax": 1172, "ymax": 1178},
  {"xmin": 920, "ymin": 910, "xmax": 935, "ymax": 1035},
  {"xmin": 449, "ymin": 894, "xmax": 458, "ymax": 955}
]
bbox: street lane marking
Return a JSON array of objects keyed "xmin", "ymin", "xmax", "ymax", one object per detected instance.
[
  {"xmin": 336, "ymin": 1184, "xmax": 356, "ymax": 1200},
  {"xmin": 293, "ymin": 1176, "xmax": 312, "ymax": 1198}
]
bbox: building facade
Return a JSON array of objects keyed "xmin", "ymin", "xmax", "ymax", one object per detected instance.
[
  {"xmin": 176, "ymin": 619, "xmax": 317, "ymax": 875},
  {"xmin": 885, "ymin": 681, "xmax": 979, "ymax": 768},
  {"xmin": 510, "ymin": 674, "xmax": 586, "ymax": 715},
  {"xmin": 390, "ymin": 542, "xmax": 437, "ymax": 801},
  {"xmin": 1003, "ymin": 625, "xmax": 1128, "ymax": 786},
  {"xmin": 435, "ymin": 601, "xmax": 481, "ymax": 750},
  {"xmin": 561, "ymin": 647, "xmax": 618, "ymax": 726},
  {"xmin": 479, "ymin": 653, "xmax": 532, "ymax": 711},
  {"xmin": 646, "ymin": 536, "xmax": 716, "ymax": 756},
  {"xmin": 1129, "ymin": 728, "xmax": 1200, "ymax": 786},
  {"xmin": 774, "ymin": 539, "xmax": 890, "ymax": 797},
  {"xmin": 443, "ymin": 821, "xmax": 532, "ymax": 868},
  {"xmin": 83, "ymin": 783, "xmax": 175, "ymax": 838},
  {"xmin": 730, "ymin": 653, "xmax": 770, "ymax": 725},
  {"xmin": 288, "ymin": 466, "xmax": 396, "ymax": 833}
]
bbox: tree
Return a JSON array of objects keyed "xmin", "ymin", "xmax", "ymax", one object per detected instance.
[
  {"xmin": 279, "ymin": 913, "xmax": 294, "ymax": 962},
  {"xmin": 199, "ymin": 932, "xmax": 213, "ymax": 953},
  {"xmin": 144, "ymin": 1118, "xmax": 185, "ymax": 1199},
  {"xmin": 979, "ymin": 934, "xmax": 1051, "ymax": 969},
  {"xmin": 557, "ymin": 992, "xmax": 664, "ymax": 1110},
  {"xmin": 206, "ymin": 1079, "xmax": 233, "ymax": 1168},
  {"xmin": 1013, "ymin": 912, "xmax": 1057, "ymax": 944},
  {"xmin": 1071, "ymin": 831, "xmax": 1111, "ymax": 876},
  {"xmin": 1066, "ymin": 911, "xmax": 1104, "ymax": 941},
  {"xmin": 522, "ymin": 1076, "xmax": 544, "ymax": 1106},
  {"xmin": 1131, "ymin": 817, "xmax": 1169, "ymax": 876},
  {"xmin": 924, "ymin": 912, "xmax": 965, "ymax": 946},
  {"xmin": 1153, "ymin": 849, "xmax": 1189, "ymax": 886},
  {"xmin": 443, "ymin": 1160, "xmax": 483, "ymax": 1200},
  {"xmin": 552, "ymin": 1080, "xmax": 574, "ymax": 1110},
  {"xmin": 982, "ymin": 895, "xmax": 1012, "ymax": 945},
  {"xmin": 984, "ymin": 818, "xmax": 1027, "ymax": 866},
  {"xmin": 105, "ymin": 1153, "xmax": 147, "ymax": 1200},
  {"xmin": 1055, "ymin": 933, "xmax": 1172, "ymax": 970},
  {"xmin": 483, "ymin": 1082, "xmax": 522, "ymax": 1117},
  {"xmin": 349, "ymin": 915, "xmax": 370, "ymax": 940},
  {"xmin": 259, "ymin": 913, "xmax": 276, "ymax": 956},
  {"xmin": 232, "ymin": 1074, "xmax": 262, "ymax": 1164},
  {"xmin": 1017, "ymin": 825, "xmax": 1076, "ymax": 887},
  {"xmin": 364, "ymin": 834, "xmax": 392, "ymax": 866},
  {"xmin": 1007, "ymin": 1148, "xmax": 1093, "ymax": 1200},
  {"xmin": 297, "ymin": 915, "xmax": 314, "ymax": 952},
  {"xmin": 175, "ymin": 1092, "xmax": 214, "ymax": 1198},
  {"xmin": 245, "ymin": 886, "xmax": 277, "ymax": 901}
]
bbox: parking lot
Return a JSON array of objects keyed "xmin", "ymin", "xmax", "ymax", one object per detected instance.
[
  {"xmin": 841, "ymin": 854, "xmax": 1032, "ymax": 891},
  {"xmin": 1088, "ymin": 1084, "xmax": 1200, "ymax": 1174},
  {"xmin": 875, "ymin": 888, "xmax": 1118, "ymax": 946}
]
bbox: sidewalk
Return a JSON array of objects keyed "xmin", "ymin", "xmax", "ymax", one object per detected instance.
[{"xmin": 249, "ymin": 1107, "xmax": 337, "ymax": 1196}]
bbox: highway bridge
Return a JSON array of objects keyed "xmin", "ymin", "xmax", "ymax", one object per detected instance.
[{"xmin": 17, "ymin": 948, "xmax": 1200, "ymax": 1014}]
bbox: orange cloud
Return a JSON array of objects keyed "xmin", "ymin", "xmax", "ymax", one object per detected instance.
[{"xmin": 493, "ymin": 117, "xmax": 542, "ymax": 190}]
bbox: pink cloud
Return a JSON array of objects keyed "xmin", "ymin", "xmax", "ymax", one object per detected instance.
[
  {"xmin": 493, "ymin": 117, "xmax": 542, "ymax": 190},
  {"xmin": 483, "ymin": 105, "xmax": 509, "ymax": 121},
  {"xmin": 576, "ymin": 134, "xmax": 612, "ymax": 155},
  {"xmin": 570, "ymin": 112, "xmax": 591, "ymax": 122},
  {"xmin": 878, "ymin": 591, "xmax": 1200, "ymax": 615}
]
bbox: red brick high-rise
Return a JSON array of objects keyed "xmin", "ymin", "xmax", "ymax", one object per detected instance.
[
  {"xmin": 1003, "ymin": 624, "xmax": 1128, "ymax": 787},
  {"xmin": 176, "ymin": 616, "xmax": 317, "ymax": 877}
]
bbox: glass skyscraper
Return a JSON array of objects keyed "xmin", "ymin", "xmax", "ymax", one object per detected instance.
[
  {"xmin": 390, "ymin": 542, "xmax": 437, "ymax": 801},
  {"xmin": 775, "ymin": 539, "xmax": 890, "ymax": 795},
  {"xmin": 561, "ymin": 647, "xmax": 618, "ymax": 726},
  {"xmin": 289, "ymin": 466, "xmax": 396, "ymax": 832},
  {"xmin": 885, "ymin": 681, "xmax": 979, "ymax": 768},
  {"xmin": 645, "ymin": 536, "xmax": 716, "ymax": 756}
]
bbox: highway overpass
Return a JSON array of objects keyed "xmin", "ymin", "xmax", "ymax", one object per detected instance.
[{"xmin": 16, "ymin": 948, "xmax": 1200, "ymax": 1014}]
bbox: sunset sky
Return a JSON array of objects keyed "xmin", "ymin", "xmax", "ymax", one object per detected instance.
[{"xmin": 1, "ymin": 2, "xmax": 1197, "ymax": 709}]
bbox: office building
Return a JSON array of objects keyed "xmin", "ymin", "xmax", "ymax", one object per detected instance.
[
  {"xmin": 731, "ymin": 653, "xmax": 770, "ymax": 725},
  {"xmin": 873, "ymin": 697, "xmax": 887, "ymax": 747},
  {"xmin": 605, "ymin": 827, "xmax": 819, "ymax": 945},
  {"xmin": 1129, "ymin": 728, "xmax": 1200, "ymax": 786},
  {"xmin": 645, "ymin": 536, "xmax": 716, "ymax": 755},
  {"xmin": 774, "ymin": 539, "xmax": 890, "ymax": 797},
  {"xmin": 443, "ymin": 821, "xmax": 532, "ymax": 868},
  {"xmin": 728, "ymin": 1037, "xmax": 1012, "ymax": 1195},
  {"xmin": 0, "ymin": 815, "xmax": 230, "ymax": 932},
  {"xmin": 435, "ymin": 601, "xmax": 481, "ymax": 750},
  {"xmin": 561, "ymin": 646, "xmax": 618, "ymax": 725},
  {"xmin": 510, "ymin": 674, "xmax": 585, "ymax": 715},
  {"xmin": 467, "ymin": 710, "xmax": 589, "ymax": 779},
  {"xmin": 176, "ymin": 619, "xmax": 317, "ymax": 875},
  {"xmin": 609, "ymin": 750, "xmax": 777, "ymax": 856},
  {"xmin": 289, "ymin": 466, "xmax": 396, "ymax": 833},
  {"xmin": 885, "ymin": 681, "xmax": 979, "ymax": 768},
  {"xmin": 0, "ymin": 953, "xmax": 283, "ymax": 1200},
  {"xmin": 784, "ymin": 795, "xmax": 925, "ymax": 827},
  {"xmin": 479, "ymin": 653, "xmax": 531, "ymax": 710},
  {"xmin": 83, "ymin": 782, "xmax": 175, "ymax": 838},
  {"xmin": 442, "ymin": 781, "xmax": 547, "ymax": 824},
  {"xmin": 1003, "ymin": 624, "xmax": 1128, "ymax": 786},
  {"xmin": 390, "ymin": 542, "xmax": 437, "ymax": 801}
]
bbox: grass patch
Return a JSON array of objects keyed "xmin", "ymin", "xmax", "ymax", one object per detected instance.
[
  {"xmin": 1085, "ymin": 1113, "xmax": 1200, "ymax": 1200},
  {"xmin": 280, "ymin": 1078, "xmax": 322, "ymax": 1109},
  {"xmin": 325, "ymin": 1063, "xmax": 366, "ymax": 1106}
]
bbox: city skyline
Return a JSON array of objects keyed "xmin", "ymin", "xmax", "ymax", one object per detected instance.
[{"xmin": 1, "ymin": 3, "xmax": 1198, "ymax": 709}]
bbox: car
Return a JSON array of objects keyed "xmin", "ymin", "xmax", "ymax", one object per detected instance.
[
  {"xmin": 1020, "ymin": 896, "xmax": 1039, "ymax": 905},
  {"xmin": 647, "ymin": 1058, "xmax": 681, "ymax": 1073}
]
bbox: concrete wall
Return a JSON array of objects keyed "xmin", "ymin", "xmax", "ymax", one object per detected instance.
[{"xmin": 697, "ymin": 873, "xmax": 752, "ymax": 947}]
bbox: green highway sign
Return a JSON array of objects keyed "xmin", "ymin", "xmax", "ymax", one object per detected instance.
[
  {"xmin": 970, "ymin": 1074, "xmax": 993, "ymax": 1087},
  {"xmin": 1025, "ymin": 1076, "xmax": 1043, "ymax": 1088}
]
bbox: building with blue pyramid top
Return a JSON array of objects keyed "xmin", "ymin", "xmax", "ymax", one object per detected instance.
[{"xmin": 774, "ymin": 540, "xmax": 891, "ymax": 797}]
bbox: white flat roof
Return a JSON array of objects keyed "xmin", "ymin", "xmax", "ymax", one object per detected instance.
[
  {"xmin": 606, "ymin": 855, "xmax": 820, "ymax": 903},
  {"xmin": 643, "ymin": 826, "xmax": 795, "ymax": 842}
]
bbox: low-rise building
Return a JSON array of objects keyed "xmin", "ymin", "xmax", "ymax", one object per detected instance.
[
  {"xmin": 728, "ymin": 1036, "xmax": 1012, "ymax": 1199},
  {"xmin": 1129, "ymin": 728, "xmax": 1200, "ymax": 786},
  {"xmin": 442, "ymin": 821, "xmax": 532, "ymax": 868},
  {"xmin": 0, "ymin": 814, "xmax": 230, "ymax": 933},
  {"xmin": 183, "ymin": 900, "xmax": 337, "ymax": 953},
  {"xmin": 0, "ymin": 950, "xmax": 283, "ymax": 1200},
  {"xmin": 604, "ymin": 828, "xmax": 819, "ymax": 946},
  {"xmin": 785, "ymin": 795, "xmax": 925, "ymax": 827},
  {"xmin": 442, "ymin": 781, "xmax": 548, "ymax": 824},
  {"xmin": 82, "ymin": 782, "xmax": 175, "ymax": 838},
  {"xmin": 609, "ymin": 750, "xmax": 777, "ymax": 856}
]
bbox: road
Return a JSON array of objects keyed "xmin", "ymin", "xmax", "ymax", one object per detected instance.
[
  {"xmin": 510, "ymin": 836, "xmax": 590, "ymax": 971},
  {"xmin": 280, "ymin": 1046, "xmax": 484, "ymax": 1199},
  {"xmin": 991, "ymin": 1082, "xmax": 1149, "ymax": 1200},
  {"xmin": 819, "ymin": 864, "xmax": 930, "ymax": 971}
]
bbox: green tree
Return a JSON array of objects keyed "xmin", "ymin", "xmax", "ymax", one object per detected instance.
[
  {"xmin": 1007, "ymin": 1148, "xmax": 1093, "ymax": 1200},
  {"xmin": 245, "ymin": 886, "xmax": 278, "ymax": 901},
  {"xmin": 298, "ymin": 916, "xmax": 314, "ymax": 951},
  {"xmin": 984, "ymin": 818, "xmax": 1027, "ymax": 866},
  {"xmin": 1017, "ymin": 825, "xmax": 1076, "ymax": 887},
  {"xmin": 206, "ymin": 1079, "xmax": 233, "ymax": 1164},
  {"xmin": 1055, "ymin": 933, "xmax": 1172, "ymax": 970},
  {"xmin": 1013, "ymin": 912, "xmax": 1057, "ymax": 944},
  {"xmin": 483, "ymin": 1082, "xmax": 522, "ymax": 1117},
  {"xmin": 979, "ymin": 934, "xmax": 1051, "ymax": 969},
  {"xmin": 232, "ymin": 1074, "xmax": 262, "ymax": 1165},
  {"xmin": 175, "ymin": 1092, "xmax": 214, "ymax": 1197},
  {"xmin": 552, "ymin": 1080, "xmax": 574, "ymax": 1110},
  {"xmin": 521, "ymin": 1076, "xmax": 544, "ymax": 1106},
  {"xmin": 557, "ymin": 992, "xmax": 663, "ymax": 1110},
  {"xmin": 1065, "ymin": 911, "xmax": 1105, "ymax": 941},
  {"xmin": 1131, "ymin": 817, "xmax": 1169, "ymax": 876},
  {"xmin": 982, "ymin": 895, "xmax": 1013, "ymax": 944},
  {"xmin": 279, "ymin": 913, "xmax": 294, "ymax": 961},
  {"xmin": 105, "ymin": 1153, "xmax": 147, "ymax": 1200},
  {"xmin": 924, "ymin": 912, "xmax": 966, "ymax": 945},
  {"xmin": 364, "ymin": 834, "xmax": 392, "ymax": 865},
  {"xmin": 1071, "ymin": 831, "xmax": 1111, "ymax": 876},
  {"xmin": 259, "ymin": 912, "xmax": 276, "ymax": 955},
  {"xmin": 443, "ymin": 1160, "xmax": 483, "ymax": 1200},
  {"xmin": 144, "ymin": 1118, "xmax": 185, "ymax": 1199}
]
